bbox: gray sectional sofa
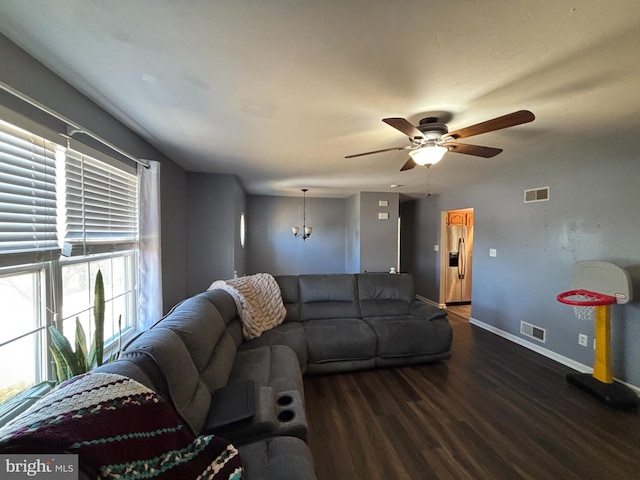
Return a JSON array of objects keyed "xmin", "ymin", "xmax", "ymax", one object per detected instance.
[
  {"xmin": 245, "ymin": 273, "xmax": 452, "ymax": 374},
  {"xmin": 0, "ymin": 273, "xmax": 452, "ymax": 479}
]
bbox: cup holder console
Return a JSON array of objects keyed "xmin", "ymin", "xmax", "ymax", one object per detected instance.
[
  {"xmin": 208, "ymin": 386, "xmax": 307, "ymax": 443},
  {"xmin": 277, "ymin": 410, "xmax": 295, "ymax": 422},
  {"xmin": 272, "ymin": 390, "xmax": 308, "ymax": 440},
  {"xmin": 276, "ymin": 393, "xmax": 296, "ymax": 422},
  {"xmin": 277, "ymin": 395, "xmax": 293, "ymax": 407}
]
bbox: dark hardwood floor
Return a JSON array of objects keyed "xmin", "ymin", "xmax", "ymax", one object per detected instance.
[{"xmin": 304, "ymin": 314, "xmax": 640, "ymax": 479}]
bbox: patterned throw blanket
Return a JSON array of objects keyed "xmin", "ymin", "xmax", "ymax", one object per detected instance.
[
  {"xmin": 209, "ymin": 273, "xmax": 286, "ymax": 340},
  {"xmin": 0, "ymin": 373, "xmax": 243, "ymax": 479}
]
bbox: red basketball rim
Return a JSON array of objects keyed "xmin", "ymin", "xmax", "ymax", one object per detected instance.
[{"xmin": 557, "ymin": 289, "xmax": 617, "ymax": 306}]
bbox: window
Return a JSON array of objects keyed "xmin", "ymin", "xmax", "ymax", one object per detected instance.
[
  {"xmin": 0, "ymin": 119, "xmax": 59, "ymax": 267},
  {"xmin": 0, "ymin": 119, "xmax": 139, "ymax": 407},
  {"xmin": 60, "ymin": 252, "xmax": 137, "ymax": 352},
  {"xmin": 240, "ymin": 212, "xmax": 246, "ymax": 248},
  {"xmin": 0, "ymin": 266, "xmax": 48, "ymax": 404},
  {"xmin": 60, "ymin": 150, "xmax": 138, "ymax": 256}
]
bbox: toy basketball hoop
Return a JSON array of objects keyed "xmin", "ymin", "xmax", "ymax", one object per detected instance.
[
  {"xmin": 556, "ymin": 261, "xmax": 637, "ymax": 410},
  {"xmin": 557, "ymin": 289, "xmax": 616, "ymax": 322}
]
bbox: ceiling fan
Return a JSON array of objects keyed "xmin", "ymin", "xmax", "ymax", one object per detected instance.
[{"xmin": 346, "ymin": 110, "xmax": 535, "ymax": 171}]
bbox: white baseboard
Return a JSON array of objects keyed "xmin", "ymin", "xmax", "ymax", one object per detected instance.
[
  {"xmin": 416, "ymin": 295, "xmax": 443, "ymax": 309},
  {"xmin": 469, "ymin": 317, "xmax": 640, "ymax": 395}
]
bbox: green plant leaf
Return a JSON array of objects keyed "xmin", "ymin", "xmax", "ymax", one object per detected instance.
[
  {"xmin": 48, "ymin": 326, "xmax": 82, "ymax": 382},
  {"xmin": 49, "ymin": 342, "xmax": 72, "ymax": 382},
  {"xmin": 74, "ymin": 318, "xmax": 89, "ymax": 373},
  {"xmin": 92, "ymin": 269, "xmax": 105, "ymax": 367},
  {"xmin": 48, "ymin": 269, "xmax": 111, "ymax": 383},
  {"xmin": 107, "ymin": 314, "xmax": 123, "ymax": 363}
]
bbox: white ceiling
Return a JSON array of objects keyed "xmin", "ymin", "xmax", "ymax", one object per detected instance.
[{"xmin": 1, "ymin": 0, "xmax": 639, "ymax": 198}]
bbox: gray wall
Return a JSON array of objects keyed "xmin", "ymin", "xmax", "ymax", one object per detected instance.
[
  {"xmin": 160, "ymin": 159, "xmax": 188, "ymax": 311},
  {"xmin": 0, "ymin": 34, "xmax": 188, "ymax": 314},
  {"xmin": 186, "ymin": 173, "xmax": 246, "ymax": 295},
  {"xmin": 345, "ymin": 194, "xmax": 360, "ymax": 273},
  {"xmin": 358, "ymin": 192, "xmax": 399, "ymax": 273},
  {"xmin": 401, "ymin": 150, "xmax": 640, "ymax": 388},
  {"xmin": 400, "ymin": 199, "xmax": 440, "ymax": 295},
  {"xmin": 245, "ymin": 192, "xmax": 399, "ymax": 275},
  {"xmin": 246, "ymin": 195, "xmax": 345, "ymax": 275}
]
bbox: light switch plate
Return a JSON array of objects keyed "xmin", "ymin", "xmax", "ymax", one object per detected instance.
[
  {"xmin": 434, "ymin": 244, "xmax": 439, "ymax": 252},
  {"xmin": 378, "ymin": 212, "xmax": 389, "ymax": 220},
  {"xmin": 489, "ymin": 248, "xmax": 497, "ymax": 257}
]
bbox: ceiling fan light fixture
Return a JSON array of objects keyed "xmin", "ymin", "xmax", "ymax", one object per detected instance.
[{"xmin": 409, "ymin": 145, "xmax": 448, "ymax": 166}]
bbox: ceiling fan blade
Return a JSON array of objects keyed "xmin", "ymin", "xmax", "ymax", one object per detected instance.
[
  {"xmin": 382, "ymin": 118, "xmax": 424, "ymax": 140},
  {"xmin": 446, "ymin": 110, "xmax": 535, "ymax": 140},
  {"xmin": 443, "ymin": 142, "xmax": 503, "ymax": 158},
  {"xmin": 400, "ymin": 158, "xmax": 417, "ymax": 171},
  {"xmin": 345, "ymin": 145, "xmax": 411, "ymax": 159}
]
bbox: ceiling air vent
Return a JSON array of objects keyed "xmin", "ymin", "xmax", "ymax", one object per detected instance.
[
  {"xmin": 520, "ymin": 321, "xmax": 546, "ymax": 343},
  {"xmin": 524, "ymin": 186, "xmax": 549, "ymax": 203}
]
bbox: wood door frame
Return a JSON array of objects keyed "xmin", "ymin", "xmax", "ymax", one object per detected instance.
[{"xmin": 439, "ymin": 207, "xmax": 474, "ymax": 306}]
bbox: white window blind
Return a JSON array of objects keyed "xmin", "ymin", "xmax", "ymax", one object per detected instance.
[
  {"xmin": 61, "ymin": 151, "xmax": 138, "ymax": 256},
  {"xmin": 0, "ymin": 120, "xmax": 59, "ymax": 267}
]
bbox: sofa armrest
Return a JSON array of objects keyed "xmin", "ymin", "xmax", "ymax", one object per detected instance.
[
  {"xmin": 409, "ymin": 301, "xmax": 447, "ymax": 320},
  {"xmin": 206, "ymin": 380, "xmax": 256, "ymax": 430},
  {"xmin": 204, "ymin": 385, "xmax": 275, "ymax": 441},
  {"xmin": 203, "ymin": 385, "xmax": 308, "ymax": 445}
]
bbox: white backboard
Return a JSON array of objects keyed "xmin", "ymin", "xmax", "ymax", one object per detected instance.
[{"xmin": 571, "ymin": 260, "xmax": 633, "ymax": 304}]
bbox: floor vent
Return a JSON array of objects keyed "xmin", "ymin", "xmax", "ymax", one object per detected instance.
[
  {"xmin": 524, "ymin": 186, "xmax": 550, "ymax": 203},
  {"xmin": 520, "ymin": 321, "xmax": 546, "ymax": 343}
]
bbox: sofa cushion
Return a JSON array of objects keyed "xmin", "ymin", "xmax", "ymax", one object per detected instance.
[
  {"xmin": 239, "ymin": 322, "xmax": 308, "ymax": 373},
  {"xmin": 238, "ymin": 436, "xmax": 316, "ymax": 480},
  {"xmin": 356, "ymin": 273, "xmax": 415, "ymax": 317},
  {"xmin": 303, "ymin": 318, "xmax": 376, "ymax": 364},
  {"xmin": 275, "ymin": 275, "xmax": 301, "ymax": 322},
  {"xmin": 121, "ymin": 327, "xmax": 212, "ymax": 434},
  {"xmin": 231, "ymin": 345, "xmax": 304, "ymax": 399},
  {"xmin": 299, "ymin": 274, "xmax": 360, "ymax": 320},
  {"xmin": 156, "ymin": 294, "xmax": 237, "ymax": 391},
  {"xmin": 364, "ymin": 315, "xmax": 452, "ymax": 358},
  {"xmin": 197, "ymin": 290, "xmax": 245, "ymax": 347},
  {"xmin": 201, "ymin": 288, "xmax": 239, "ymax": 327}
]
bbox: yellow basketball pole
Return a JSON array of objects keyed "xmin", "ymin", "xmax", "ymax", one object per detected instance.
[{"xmin": 592, "ymin": 305, "xmax": 613, "ymax": 384}]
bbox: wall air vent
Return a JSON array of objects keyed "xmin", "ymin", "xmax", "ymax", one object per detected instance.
[
  {"xmin": 520, "ymin": 321, "xmax": 546, "ymax": 343},
  {"xmin": 524, "ymin": 186, "xmax": 550, "ymax": 203}
]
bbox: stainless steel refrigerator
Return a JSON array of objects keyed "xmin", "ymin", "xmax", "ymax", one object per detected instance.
[{"xmin": 445, "ymin": 225, "xmax": 473, "ymax": 304}]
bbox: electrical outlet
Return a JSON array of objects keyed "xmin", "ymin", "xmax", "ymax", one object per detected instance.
[{"xmin": 578, "ymin": 333, "xmax": 588, "ymax": 347}]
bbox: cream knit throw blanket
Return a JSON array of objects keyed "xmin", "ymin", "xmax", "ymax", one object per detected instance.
[{"xmin": 209, "ymin": 273, "xmax": 286, "ymax": 340}]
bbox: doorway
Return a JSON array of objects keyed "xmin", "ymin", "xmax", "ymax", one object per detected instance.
[{"xmin": 439, "ymin": 208, "xmax": 474, "ymax": 320}]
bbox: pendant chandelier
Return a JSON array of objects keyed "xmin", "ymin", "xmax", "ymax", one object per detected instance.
[{"xmin": 291, "ymin": 188, "xmax": 312, "ymax": 241}]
